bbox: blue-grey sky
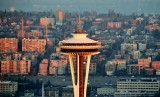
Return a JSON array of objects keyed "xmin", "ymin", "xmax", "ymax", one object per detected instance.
[{"xmin": 0, "ymin": 0, "xmax": 160, "ymax": 14}]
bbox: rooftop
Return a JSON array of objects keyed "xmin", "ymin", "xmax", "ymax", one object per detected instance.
[
  {"xmin": 118, "ymin": 78, "xmax": 158, "ymax": 82},
  {"xmin": 0, "ymin": 81, "xmax": 18, "ymax": 84}
]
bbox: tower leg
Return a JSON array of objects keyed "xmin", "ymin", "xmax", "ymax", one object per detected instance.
[
  {"xmin": 84, "ymin": 55, "xmax": 91, "ymax": 97},
  {"xmin": 79, "ymin": 55, "xmax": 84, "ymax": 97},
  {"xmin": 69, "ymin": 55, "xmax": 78, "ymax": 97},
  {"xmin": 68, "ymin": 55, "xmax": 91, "ymax": 97}
]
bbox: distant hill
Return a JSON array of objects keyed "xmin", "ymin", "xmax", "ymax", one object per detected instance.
[{"xmin": 0, "ymin": 0, "xmax": 160, "ymax": 14}]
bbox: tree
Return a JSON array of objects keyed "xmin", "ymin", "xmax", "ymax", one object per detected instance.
[
  {"xmin": 46, "ymin": 80, "xmax": 51, "ymax": 86},
  {"xmin": 153, "ymin": 29, "xmax": 160, "ymax": 39}
]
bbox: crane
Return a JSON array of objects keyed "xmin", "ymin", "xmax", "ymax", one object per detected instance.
[{"xmin": 21, "ymin": 18, "xmax": 55, "ymax": 39}]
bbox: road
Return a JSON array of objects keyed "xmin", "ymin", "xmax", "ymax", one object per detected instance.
[{"xmin": 4, "ymin": 75, "xmax": 151, "ymax": 87}]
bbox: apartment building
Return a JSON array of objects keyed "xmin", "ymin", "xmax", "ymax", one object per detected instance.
[
  {"xmin": 22, "ymin": 39, "xmax": 46, "ymax": 53},
  {"xmin": 49, "ymin": 59, "xmax": 67, "ymax": 75},
  {"xmin": 38, "ymin": 59, "xmax": 48, "ymax": 75},
  {"xmin": 0, "ymin": 59, "xmax": 31, "ymax": 75},
  {"xmin": 0, "ymin": 38, "xmax": 18, "ymax": 53},
  {"xmin": 18, "ymin": 30, "xmax": 42, "ymax": 38}
]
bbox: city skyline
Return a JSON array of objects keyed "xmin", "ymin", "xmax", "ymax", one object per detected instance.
[
  {"xmin": 1, "ymin": 1, "xmax": 160, "ymax": 96},
  {"xmin": 0, "ymin": 0, "xmax": 160, "ymax": 15}
]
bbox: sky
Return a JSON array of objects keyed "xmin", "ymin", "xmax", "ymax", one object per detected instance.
[{"xmin": 0, "ymin": 0, "xmax": 160, "ymax": 14}]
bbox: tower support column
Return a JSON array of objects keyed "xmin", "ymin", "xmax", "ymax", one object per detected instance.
[
  {"xmin": 68, "ymin": 54, "xmax": 91, "ymax": 97},
  {"xmin": 79, "ymin": 55, "xmax": 84, "ymax": 97}
]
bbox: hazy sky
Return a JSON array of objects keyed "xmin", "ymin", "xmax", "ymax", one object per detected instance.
[{"xmin": 0, "ymin": 0, "xmax": 160, "ymax": 14}]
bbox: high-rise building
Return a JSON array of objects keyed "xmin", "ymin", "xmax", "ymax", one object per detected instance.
[
  {"xmin": 56, "ymin": 9, "xmax": 65, "ymax": 22},
  {"xmin": 56, "ymin": 9, "xmax": 65, "ymax": 25},
  {"xmin": 10, "ymin": 6, "xmax": 15, "ymax": 12},
  {"xmin": 0, "ymin": 38, "xmax": 18, "ymax": 53},
  {"xmin": 22, "ymin": 39, "xmax": 46, "ymax": 53},
  {"xmin": 59, "ymin": 16, "xmax": 101, "ymax": 97}
]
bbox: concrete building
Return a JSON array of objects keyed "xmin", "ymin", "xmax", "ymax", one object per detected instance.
[
  {"xmin": 62, "ymin": 87, "xmax": 74, "ymax": 97},
  {"xmin": 0, "ymin": 59, "xmax": 31, "ymax": 75},
  {"xmin": 22, "ymin": 90, "xmax": 35, "ymax": 97},
  {"xmin": 138, "ymin": 43, "xmax": 146, "ymax": 51},
  {"xmin": 56, "ymin": 9, "xmax": 65, "ymax": 25},
  {"xmin": 40, "ymin": 17, "xmax": 55, "ymax": 26},
  {"xmin": 10, "ymin": 6, "xmax": 15, "ymax": 12},
  {"xmin": 89, "ymin": 63, "xmax": 97, "ymax": 74},
  {"xmin": 97, "ymin": 87, "xmax": 116, "ymax": 96},
  {"xmin": 49, "ymin": 59, "xmax": 67, "ymax": 75},
  {"xmin": 152, "ymin": 61, "xmax": 160, "ymax": 71},
  {"xmin": 0, "ymin": 53, "xmax": 12, "ymax": 60},
  {"xmin": 0, "ymin": 38, "xmax": 18, "ymax": 53},
  {"xmin": 117, "ymin": 64, "xmax": 126, "ymax": 71},
  {"xmin": 115, "ymin": 78, "xmax": 159, "ymax": 97},
  {"xmin": 144, "ymin": 68, "xmax": 154, "ymax": 76},
  {"xmin": 13, "ymin": 52, "xmax": 22, "ymax": 60},
  {"xmin": 22, "ymin": 39, "xmax": 46, "ymax": 53},
  {"xmin": 132, "ymin": 51, "xmax": 141, "ymax": 59},
  {"xmin": 146, "ymin": 24, "xmax": 160, "ymax": 31},
  {"xmin": 121, "ymin": 43, "xmax": 137, "ymax": 51},
  {"xmin": 107, "ymin": 22, "xmax": 122, "ymax": 28},
  {"xmin": 56, "ymin": 9, "xmax": 65, "ymax": 22},
  {"xmin": 138, "ymin": 57, "xmax": 151, "ymax": 68},
  {"xmin": 45, "ymin": 87, "xmax": 59, "ymax": 97},
  {"xmin": 38, "ymin": 59, "xmax": 48, "ymax": 75},
  {"xmin": 127, "ymin": 64, "xmax": 142, "ymax": 75},
  {"xmin": 18, "ymin": 30, "xmax": 42, "ymax": 38},
  {"xmin": 0, "ymin": 81, "xmax": 18, "ymax": 96},
  {"xmin": 109, "ymin": 60, "xmax": 126, "ymax": 71},
  {"xmin": 105, "ymin": 63, "xmax": 116, "ymax": 76}
]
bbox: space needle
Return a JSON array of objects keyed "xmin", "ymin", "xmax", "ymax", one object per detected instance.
[{"xmin": 59, "ymin": 16, "xmax": 101, "ymax": 97}]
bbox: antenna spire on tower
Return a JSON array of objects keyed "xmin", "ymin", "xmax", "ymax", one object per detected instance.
[{"xmin": 77, "ymin": 15, "xmax": 82, "ymax": 30}]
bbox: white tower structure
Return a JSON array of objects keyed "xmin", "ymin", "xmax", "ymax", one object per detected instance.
[{"xmin": 59, "ymin": 16, "xmax": 101, "ymax": 97}]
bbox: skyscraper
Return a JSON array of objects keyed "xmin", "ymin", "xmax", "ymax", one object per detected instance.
[
  {"xmin": 56, "ymin": 9, "xmax": 65, "ymax": 22},
  {"xmin": 59, "ymin": 16, "xmax": 101, "ymax": 97}
]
